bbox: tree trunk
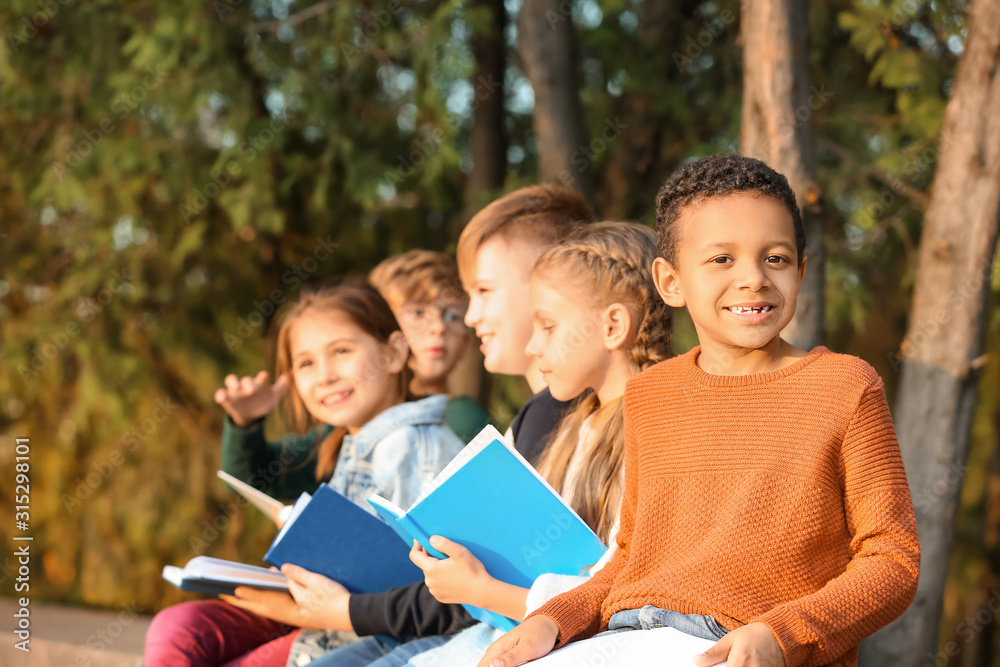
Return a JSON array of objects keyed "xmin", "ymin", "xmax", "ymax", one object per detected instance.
[
  {"xmin": 859, "ymin": 0, "xmax": 1000, "ymax": 662},
  {"xmin": 466, "ymin": 0, "xmax": 507, "ymax": 200},
  {"xmin": 516, "ymin": 0, "xmax": 593, "ymax": 202},
  {"xmin": 740, "ymin": 0, "xmax": 824, "ymax": 350},
  {"xmin": 453, "ymin": 0, "xmax": 508, "ymax": 404}
]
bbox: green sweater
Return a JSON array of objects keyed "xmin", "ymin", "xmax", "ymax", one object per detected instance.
[{"xmin": 220, "ymin": 395, "xmax": 492, "ymax": 501}]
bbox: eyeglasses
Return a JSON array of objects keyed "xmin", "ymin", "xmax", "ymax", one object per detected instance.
[{"xmin": 397, "ymin": 303, "xmax": 468, "ymax": 330}]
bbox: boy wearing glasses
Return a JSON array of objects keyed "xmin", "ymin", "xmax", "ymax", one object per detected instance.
[{"xmin": 370, "ymin": 249, "xmax": 492, "ymax": 442}]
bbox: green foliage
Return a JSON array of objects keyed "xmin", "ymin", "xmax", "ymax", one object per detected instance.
[{"xmin": 0, "ymin": 8, "xmax": 995, "ymax": 656}]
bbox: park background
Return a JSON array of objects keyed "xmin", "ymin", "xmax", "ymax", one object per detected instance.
[{"xmin": 0, "ymin": 0, "xmax": 998, "ymax": 665}]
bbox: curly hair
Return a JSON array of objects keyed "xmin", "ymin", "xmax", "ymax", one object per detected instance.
[{"xmin": 655, "ymin": 154, "xmax": 805, "ymax": 266}]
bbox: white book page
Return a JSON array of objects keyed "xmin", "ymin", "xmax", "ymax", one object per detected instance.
[
  {"xmin": 217, "ymin": 470, "xmax": 286, "ymax": 520},
  {"xmin": 185, "ymin": 556, "xmax": 287, "ymax": 585},
  {"xmin": 271, "ymin": 491, "xmax": 312, "ymax": 544},
  {"xmin": 414, "ymin": 424, "xmax": 594, "ymax": 534},
  {"xmin": 162, "ymin": 565, "xmax": 185, "ymax": 587},
  {"xmin": 525, "ymin": 627, "xmax": 725, "ymax": 667}
]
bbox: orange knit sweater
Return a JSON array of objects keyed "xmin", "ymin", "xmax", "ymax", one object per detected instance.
[{"xmin": 531, "ymin": 346, "xmax": 920, "ymax": 667}]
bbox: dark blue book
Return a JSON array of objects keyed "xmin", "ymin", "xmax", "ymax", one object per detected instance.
[
  {"xmin": 368, "ymin": 425, "xmax": 607, "ymax": 631},
  {"xmin": 264, "ymin": 483, "xmax": 424, "ymax": 594}
]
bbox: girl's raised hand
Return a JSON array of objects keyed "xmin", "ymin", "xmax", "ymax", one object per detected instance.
[
  {"xmin": 409, "ymin": 536, "xmax": 489, "ymax": 605},
  {"xmin": 281, "ymin": 563, "xmax": 353, "ymax": 632},
  {"xmin": 214, "ymin": 371, "xmax": 290, "ymax": 427}
]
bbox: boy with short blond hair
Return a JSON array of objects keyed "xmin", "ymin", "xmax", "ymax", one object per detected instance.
[{"xmin": 479, "ymin": 155, "xmax": 919, "ymax": 667}]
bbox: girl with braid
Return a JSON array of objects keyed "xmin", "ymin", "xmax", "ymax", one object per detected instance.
[{"xmin": 349, "ymin": 221, "xmax": 674, "ymax": 667}]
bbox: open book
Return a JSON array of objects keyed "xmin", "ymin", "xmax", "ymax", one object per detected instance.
[
  {"xmin": 162, "ymin": 556, "xmax": 288, "ymax": 596},
  {"xmin": 524, "ymin": 627, "xmax": 726, "ymax": 666},
  {"xmin": 367, "ymin": 425, "xmax": 606, "ymax": 631},
  {"xmin": 165, "ymin": 484, "xmax": 423, "ymax": 596}
]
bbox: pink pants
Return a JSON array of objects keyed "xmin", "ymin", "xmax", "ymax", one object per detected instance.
[{"xmin": 144, "ymin": 600, "xmax": 299, "ymax": 667}]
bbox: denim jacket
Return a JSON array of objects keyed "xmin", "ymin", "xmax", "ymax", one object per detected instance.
[{"xmin": 327, "ymin": 394, "xmax": 465, "ymax": 512}]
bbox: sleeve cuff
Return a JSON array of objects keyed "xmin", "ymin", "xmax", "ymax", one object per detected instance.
[
  {"xmin": 527, "ymin": 596, "xmax": 597, "ymax": 649},
  {"xmin": 754, "ymin": 605, "xmax": 812, "ymax": 667},
  {"xmin": 347, "ymin": 592, "xmax": 383, "ymax": 637}
]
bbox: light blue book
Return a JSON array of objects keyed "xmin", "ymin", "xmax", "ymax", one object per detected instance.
[{"xmin": 367, "ymin": 425, "xmax": 607, "ymax": 631}]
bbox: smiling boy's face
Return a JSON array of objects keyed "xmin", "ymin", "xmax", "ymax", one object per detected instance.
[
  {"xmin": 463, "ymin": 235, "xmax": 539, "ymax": 376},
  {"xmin": 653, "ymin": 193, "xmax": 806, "ymax": 364}
]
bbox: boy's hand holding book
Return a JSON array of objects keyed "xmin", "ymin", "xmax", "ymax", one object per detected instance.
[
  {"xmin": 214, "ymin": 371, "xmax": 290, "ymax": 427},
  {"xmin": 693, "ymin": 623, "xmax": 783, "ymax": 667},
  {"xmin": 221, "ymin": 586, "xmax": 325, "ymax": 631},
  {"xmin": 282, "ymin": 563, "xmax": 353, "ymax": 632}
]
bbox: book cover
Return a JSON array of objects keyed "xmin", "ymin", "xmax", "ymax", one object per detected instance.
[
  {"xmin": 367, "ymin": 425, "xmax": 607, "ymax": 631},
  {"xmin": 263, "ymin": 483, "xmax": 424, "ymax": 594},
  {"xmin": 162, "ymin": 556, "xmax": 289, "ymax": 596}
]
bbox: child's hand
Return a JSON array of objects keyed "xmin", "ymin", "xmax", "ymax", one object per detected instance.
[
  {"xmin": 214, "ymin": 371, "xmax": 290, "ymax": 427},
  {"xmin": 476, "ymin": 615, "xmax": 560, "ymax": 667},
  {"xmin": 281, "ymin": 564, "xmax": 353, "ymax": 632},
  {"xmin": 693, "ymin": 622, "xmax": 785, "ymax": 667},
  {"xmin": 220, "ymin": 587, "xmax": 323, "ymax": 630},
  {"xmin": 409, "ymin": 536, "xmax": 489, "ymax": 606}
]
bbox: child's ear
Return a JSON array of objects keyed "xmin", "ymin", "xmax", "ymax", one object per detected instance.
[
  {"xmin": 385, "ymin": 331, "xmax": 410, "ymax": 374},
  {"xmin": 652, "ymin": 257, "xmax": 686, "ymax": 308},
  {"xmin": 602, "ymin": 304, "xmax": 633, "ymax": 351},
  {"xmin": 797, "ymin": 255, "xmax": 808, "ymax": 288}
]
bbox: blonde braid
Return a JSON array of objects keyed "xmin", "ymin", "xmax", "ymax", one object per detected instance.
[
  {"xmin": 533, "ymin": 222, "xmax": 674, "ymax": 542},
  {"xmin": 536, "ymin": 221, "xmax": 674, "ymax": 370}
]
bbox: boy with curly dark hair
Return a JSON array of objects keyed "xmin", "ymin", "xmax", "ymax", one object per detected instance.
[{"xmin": 478, "ymin": 154, "xmax": 920, "ymax": 667}]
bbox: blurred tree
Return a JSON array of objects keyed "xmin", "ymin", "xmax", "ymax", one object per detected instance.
[
  {"xmin": 740, "ymin": 0, "xmax": 825, "ymax": 350},
  {"xmin": 860, "ymin": 0, "xmax": 1000, "ymax": 662},
  {"xmin": 516, "ymin": 0, "xmax": 593, "ymax": 200}
]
